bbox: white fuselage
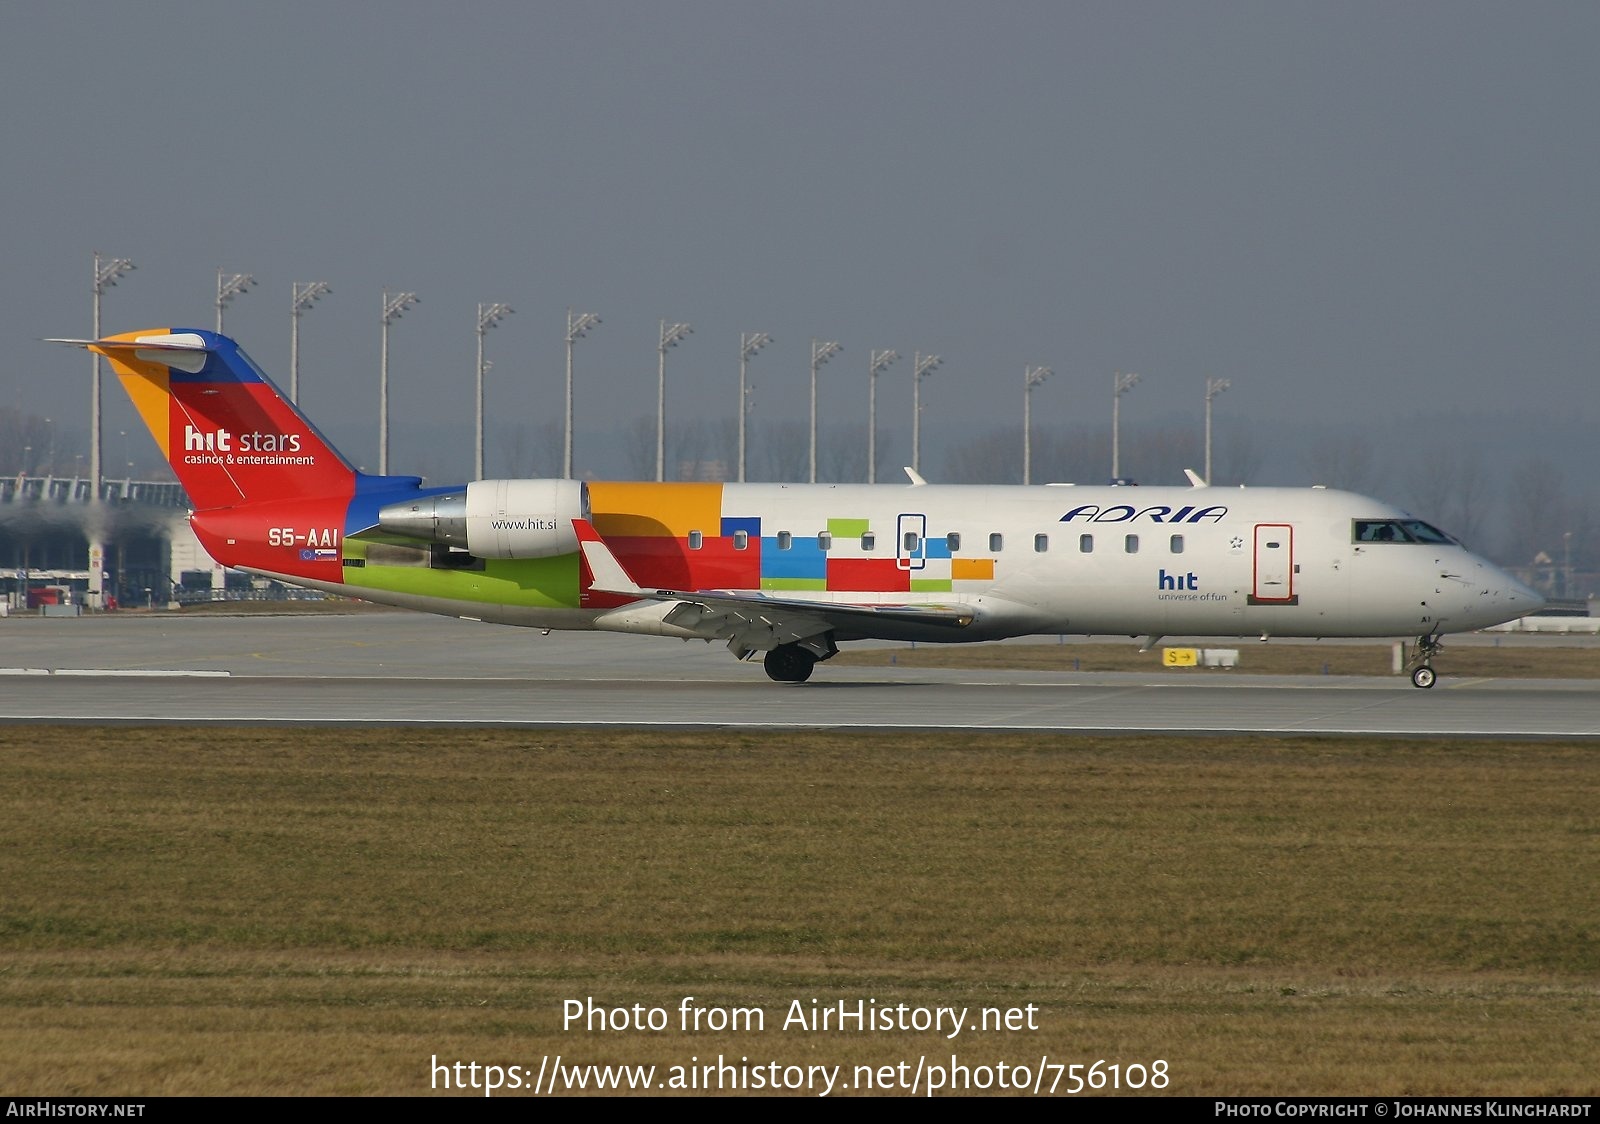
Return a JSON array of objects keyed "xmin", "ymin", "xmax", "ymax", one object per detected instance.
[
  {"xmin": 581, "ymin": 482, "xmax": 1538, "ymax": 644},
  {"xmin": 255, "ymin": 481, "xmax": 1540, "ymax": 646}
]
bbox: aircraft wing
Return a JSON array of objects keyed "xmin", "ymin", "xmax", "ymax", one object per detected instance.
[{"xmin": 574, "ymin": 518, "xmax": 977, "ymax": 656}]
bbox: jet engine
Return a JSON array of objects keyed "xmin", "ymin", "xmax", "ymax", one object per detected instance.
[{"xmin": 376, "ymin": 479, "xmax": 588, "ymax": 559}]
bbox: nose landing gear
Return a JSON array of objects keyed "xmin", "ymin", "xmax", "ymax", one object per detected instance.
[{"xmin": 1406, "ymin": 629, "xmax": 1443, "ymax": 689}]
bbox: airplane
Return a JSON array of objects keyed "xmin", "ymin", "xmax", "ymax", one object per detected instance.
[{"xmin": 57, "ymin": 328, "xmax": 1542, "ymax": 688}]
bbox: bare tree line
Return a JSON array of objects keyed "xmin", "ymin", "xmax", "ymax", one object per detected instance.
[
  {"xmin": 5, "ymin": 394, "xmax": 1591, "ymax": 573},
  {"xmin": 488, "ymin": 410, "xmax": 1594, "ymax": 569}
]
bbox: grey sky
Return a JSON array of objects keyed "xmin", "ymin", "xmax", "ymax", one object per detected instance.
[{"xmin": 3, "ymin": 1, "xmax": 1596, "ymax": 488}]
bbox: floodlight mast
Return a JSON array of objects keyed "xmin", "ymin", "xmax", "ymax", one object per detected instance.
[
  {"xmin": 475, "ymin": 302, "xmax": 514, "ymax": 481},
  {"xmin": 912, "ymin": 352, "xmax": 941, "ymax": 475},
  {"xmin": 1112, "ymin": 370, "xmax": 1140, "ymax": 481},
  {"xmin": 1023, "ymin": 365, "xmax": 1052, "ymax": 485},
  {"xmin": 739, "ymin": 332, "xmax": 771, "ymax": 483},
  {"xmin": 90, "ymin": 252, "xmax": 135, "ymax": 504},
  {"xmin": 867, "ymin": 349, "xmax": 899, "ymax": 484},
  {"xmin": 656, "ymin": 319, "xmax": 692, "ymax": 481},
  {"xmin": 809, "ymin": 339, "xmax": 841, "ymax": 483},
  {"xmin": 379, "ymin": 289, "xmax": 420, "ymax": 476},
  {"xmin": 564, "ymin": 310, "xmax": 600, "ymax": 480},
  {"xmin": 290, "ymin": 282, "xmax": 332, "ymax": 405},
  {"xmin": 216, "ymin": 270, "xmax": 256, "ymax": 333},
  {"xmin": 1204, "ymin": 375, "xmax": 1231, "ymax": 484},
  {"xmin": 89, "ymin": 252, "xmax": 134, "ymax": 611}
]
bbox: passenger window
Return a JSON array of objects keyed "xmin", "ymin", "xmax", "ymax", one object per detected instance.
[
  {"xmin": 1125, "ymin": 534, "xmax": 1139, "ymax": 554},
  {"xmin": 688, "ymin": 530, "xmax": 703, "ymax": 550},
  {"xmin": 777, "ymin": 531, "xmax": 792, "ymax": 550},
  {"xmin": 988, "ymin": 532, "xmax": 1004, "ymax": 552},
  {"xmin": 734, "ymin": 530, "xmax": 749, "ymax": 550},
  {"xmin": 1034, "ymin": 533, "xmax": 1049, "ymax": 553},
  {"xmin": 946, "ymin": 532, "xmax": 961, "ymax": 552},
  {"xmin": 818, "ymin": 532, "xmax": 832, "ymax": 551},
  {"xmin": 1170, "ymin": 534, "xmax": 1184, "ymax": 554},
  {"xmin": 862, "ymin": 531, "xmax": 876, "ymax": 551},
  {"xmin": 1079, "ymin": 534, "xmax": 1093, "ymax": 553},
  {"xmin": 903, "ymin": 531, "xmax": 919, "ymax": 552}
]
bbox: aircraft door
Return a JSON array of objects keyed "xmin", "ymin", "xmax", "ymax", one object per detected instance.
[
  {"xmin": 896, "ymin": 513, "xmax": 927, "ymax": 571},
  {"xmin": 1250, "ymin": 523, "xmax": 1298, "ymax": 605}
]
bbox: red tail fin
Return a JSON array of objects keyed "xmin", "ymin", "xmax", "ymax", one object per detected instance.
[{"xmin": 84, "ymin": 328, "xmax": 356, "ymax": 510}]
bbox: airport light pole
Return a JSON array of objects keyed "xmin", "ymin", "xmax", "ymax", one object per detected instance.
[
  {"xmin": 1564, "ymin": 531, "xmax": 1574, "ymax": 598},
  {"xmin": 912, "ymin": 352, "xmax": 941, "ymax": 476},
  {"xmin": 91, "ymin": 253, "xmax": 135, "ymax": 501},
  {"xmin": 215, "ymin": 270, "xmax": 256, "ymax": 333},
  {"xmin": 380, "ymin": 289, "xmax": 420, "ymax": 476},
  {"xmin": 809, "ymin": 339, "xmax": 841, "ymax": 484},
  {"xmin": 867, "ymin": 349, "xmax": 899, "ymax": 484},
  {"xmin": 475, "ymin": 303, "xmax": 514, "ymax": 480},
  {"xmin": 564, "ymin": 310, "xmax": 600, "ymax": 480},
  {"xmin": 290, "ymin": 282, "xmax": 332, "ymax": 405},
  {"xmin": 739, "ymin": 332, "xmax": 771, "ymax": 483},
  {"xmin": 1023, "ymin": 365, "xmax": 1052, "ymax": 485},
  {"xmin": 90, "ymin": 253, "xmax": 134, "ymax": 611},
  {"xmin": 1204, "ymin": 375, "xmax": 1230, "ymax": 485},
  {"xmin": 656, "ymin": 319, "xmax": 692, "ymax": 481},
  {"xmin": 1111, "ymin": 370, "xmax": 1140, "ymax": 481}
]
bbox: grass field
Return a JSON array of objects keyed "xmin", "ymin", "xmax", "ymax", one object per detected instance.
[{"xmin": 1, "ymin": 726, "xmax": 1596, "ymax": 1097}]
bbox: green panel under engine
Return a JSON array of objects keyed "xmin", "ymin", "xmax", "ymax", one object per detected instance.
[{"xmin": 341, "ymin": 539, "xmax": 581, "ymax": 607}]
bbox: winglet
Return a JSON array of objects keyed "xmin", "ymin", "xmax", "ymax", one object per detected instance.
[
  {"xmin": 1183, "ymin": 468, "xmax": 1208, "ymax": 488},
  {"xmin": 573, "ymin": 518, "xmax": 642, "ymax": 596},
  {"xmin": 903, "ymin": 466, "xmax": 928, "ymax": 486}
]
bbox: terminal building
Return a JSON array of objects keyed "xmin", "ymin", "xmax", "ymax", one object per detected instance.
[{"xmin": 0, "ymin": 474, "xmax": 228, "ymax": 612}]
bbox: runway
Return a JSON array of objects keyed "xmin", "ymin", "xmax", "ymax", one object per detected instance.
[{"xmin": 3, "ymin": 612, "xmax": 1599, "ymax": 737}]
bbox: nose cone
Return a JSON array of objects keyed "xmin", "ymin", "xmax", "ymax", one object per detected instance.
[
  {"xmin": 1507, "ymin": 573, "xmax": 1546, "ymax": 615},
  {"xmin": 1479, "ymin": 564, "xmax": 1546, "ymax": 627}
]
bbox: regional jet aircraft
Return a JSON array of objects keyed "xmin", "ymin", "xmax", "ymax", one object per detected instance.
[{"xmin": 59, "ymin": 329, "xmax": 1541, "ymax": 686}]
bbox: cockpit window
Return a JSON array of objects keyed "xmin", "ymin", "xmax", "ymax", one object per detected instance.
[
  {"xmin": 1399, "ymin": 520, "xmax": 1457, "ymax": 544},
  {"xmin": 1353, "ymin": 519, "xmax": 1458, "ymax": 545}
]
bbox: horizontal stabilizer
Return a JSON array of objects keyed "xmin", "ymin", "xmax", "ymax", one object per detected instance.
[{"xmin": 48, "ymin": 333, "xmax": 209, "ymax": 352}]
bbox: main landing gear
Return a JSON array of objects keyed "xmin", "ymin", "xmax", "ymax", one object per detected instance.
[
  {"xmin": 763, "ymin": 644, "xmax": 817, "ymax": 683},
  {"xmin": 1407, "ymin": 629, "xmax": 1443, "ymax": 689},
  {"xmin": 762, "ymin": 638, "xmax": 838, "ymax": 683}
]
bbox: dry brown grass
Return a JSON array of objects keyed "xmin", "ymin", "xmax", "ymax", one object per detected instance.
[{"xmin": 1, "ymin": 726, "xmax": 1596, "ymax": 1096}]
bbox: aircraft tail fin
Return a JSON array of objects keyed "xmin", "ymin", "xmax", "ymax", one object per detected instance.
[{"xmin": 55, "ymin": 329, "xmax": 358, "ymax": 511}]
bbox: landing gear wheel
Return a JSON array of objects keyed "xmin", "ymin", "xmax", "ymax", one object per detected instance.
[
  {"xmin": 1406, "ymin": 629, "xmax": 1443, "ymax": 689},
  {"xmin": 763, "ymin": 644, "xmax": 817, "ymax": 683}
]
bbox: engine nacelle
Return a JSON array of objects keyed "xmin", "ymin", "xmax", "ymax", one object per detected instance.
[{"xmin": 377, "ymin": 479, "xmax": 588, "ymax": 559}]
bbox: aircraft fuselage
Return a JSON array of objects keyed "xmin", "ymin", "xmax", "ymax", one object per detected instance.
[{"xmin": 244, "ymin": 479, "xmax": 1531, "ymax": 646}]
